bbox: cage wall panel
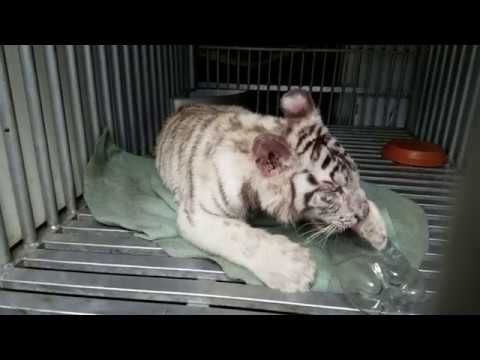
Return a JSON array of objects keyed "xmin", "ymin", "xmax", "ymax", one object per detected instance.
[
  {"xmin": 45, "ymin": 45, "xmax": 77, "ymax": 215},
  {"xmin": 110, "ymin": 45, "xmax": 128, "ymax": 150},
  {"xmin": 18, "ymin": 45, "xmax": 60, "ymax": 230},
  {"xmin": 412, "ymin": 45, "xmax": 480, "ymax": 167},
  {"xmin": 97, "ymin": 45, "xmax": 115, "ymax": 141},
  {"xmin": 82, "ymin": 45, "xmax": 102, "ymax": 143},
  {"xmin": 55, "ymin": 47, "xmax": 83, "ymax": 198},
  {"xmin": 0, "ymin": 44, "xmax": 190, "ymax": 249},
  {"xmin": 122, "ymin": 45, "xmax": 138, "ymax": 153},
  {"xmin": 65, "ymin": 46, "xmax": 88, "ymax": 181},
  {"xmin": 0, "ymin": 46, "xmax": 37, "ymax": 245}
]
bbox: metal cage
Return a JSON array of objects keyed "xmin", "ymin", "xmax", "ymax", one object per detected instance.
[{"xmin": 0, "ymin": 44, "xmax": 478, "ymax": 315}]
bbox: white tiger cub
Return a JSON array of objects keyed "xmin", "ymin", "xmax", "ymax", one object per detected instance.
[{"xmin": 155, "ymin": 89, "xmax": 387, "ymax": 293}]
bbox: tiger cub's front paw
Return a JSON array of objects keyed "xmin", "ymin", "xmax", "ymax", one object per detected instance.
[{"xmin": 253, "ymin": 235, "xmax": 316, "ymax": 293}]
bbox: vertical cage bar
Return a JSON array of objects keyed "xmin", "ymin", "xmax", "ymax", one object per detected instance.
[
  {"xmin": 392, "ymin": 46, "xmax": 411, "ymax": 128},
  {"xmin": 189, "ymin": 45, "xmax": 195, "ymax": 90},
  {"xmin": 182, "ymin": 46, "xmax": 189, "ymax": 93},
  {"xmin": 405, "ymin": 46, "xmax": 425, "ymax": 133},
  {"xmin": 161, "ymin": 46, "xmax": 173, "ymax": 115},
  {"xmin": 309, "ymin": 52, "xmax": 317, "ymax": 93},
  {"xmin": 266, "ymin": 51, "xmax": 273, "ymax": 114},
  {"xmin": 111, "ymin": 45, "xmax": 128, "ymax": 150},
  {"xmin": 149, "ymin": 45, "xmax": 160, "ymax": 137},
  {"xmin": 45, "ymin": 45, "xmax": 77, "ymax": 216},
  {"xmin": 156, "ymin": 45, "xmax": 167, "ymax": 122},
  {"xmin": 382, "ymin": 47, "xmax": 398, "ymax": 127},
  {"xmin": 415, "ymin": 45, "xmax": 435, "ymax": 137},
  {"xmin": 182, "ymin": 45, "xmax": 187, "ymax": 93},
  {"xmin": 65, "ymin": 46, "xmax": 88, "ymax": 172},
  {"xmin": 122, "ymin": 45, "xmax": 138, "ymax": 153},
  {"xmin": 206, "ymin": 48, "xmax": 210, "ymax": 84},
  {"xmin": 132, "ymin": 45, "xmax": 146, "ymax": 154},
  {"xmin": 442, "ymin": 45, "xmax": 466, "ymax": 150},
  {"xmin": 18, "ymin": 45, "xmax": 59, "ymax": 230},
  {"xmin": 327, "ymin": 51, "xmax": 340, "ymax": 125},
  {"xmin": 420, "ymin": 46, "xmax": 442, "ymax": 140},
  {"xmin": 247, "ymin": 50, "xmax": 252, "ymax": 89},
  {"xmin": 299, "ymin": 52, "xmax": 305, "ymax": 87},
  {"xmin": 236, "ymin": 50, "xmax": 241, "ymax": 90},
  {"xmin": 177, "ymin": 46, "xmax": 183, "ymax": 94},
  {"xmin": 82, "ymin": 45, "xmax": 101, "ymax": 140},
  {"xmin": 256, "ymin": 51, "xmax": 262, "ymax": 113},
  {"xmin": 360, "ymin": 47, "xmax": 374, "ymax": 127},
  {"xmin": 168, "ymin": 46, "xmax": 176, "ymax": 97},
  {"xmin": 275, "ymin": 51, "xmax": 284, "ymax": 116},
  {"xmin": 288, "ymin": 52, "xmax": 294, "ymax": 90},
  {"xmin": 174, "ymin": 45, "xmax": 181, "ymax": 95},
  {"xmin": 414, "ymin": 46, "xmax": 434, "ymax": 136},
  {"xmin": 458, "ymin": 53, "xmax": 480, "ymax": 167},
  {"xmin": 0, "ymin": 206, "xmax": 10, "ymax": 265},
  {"xmin": 426, "ymin": 45, "xmax": 449, "ymax": 142},
  {"xmin": 371, "ymin": 46, "xmax": 386, "ymax": 127},
  {"xmin": 216, "ymin": 48, "xmax": 220, "ymax": 89},
  {"xmin": 226, "ymin": 48, "xmax": 231, "ymax": 88},
  {"xmin": 417, "ymin": 46, "xmax": 439, "ymax": 140},
  {"xmin": 434, "ymin": 45, "xmax": 458, "ymax": 144},
  {"xmin": 0, "ymin": 46, "xmax": 37, "ymax": 244},
  {"xmin": 179, "ymin": 46, "xmax": 184, "ymax": 93},
  {"xmin": 97, "ymin": 45, "xmax": 115, "ymax": 141},
  {"xmin": 182, "ymin": 46, "xmax": 187, "ymax": 93},
  {"xmin": 350, "ymin": 47, "xmax": 364, "ymax": 125},
  {"xmin": 449, "ymin": 46, "xmax": 477, "ymax": 164},
  {"xmin": 336, "ymin": 50, "xmax": 349, "ymax": 124},
  {"xmin": 317, "ymin": 51, "xmax": 328, "ymax": 117},
  {"xmin": 141, "ymin": 45, "xmax": 153, "ymax": 153}
]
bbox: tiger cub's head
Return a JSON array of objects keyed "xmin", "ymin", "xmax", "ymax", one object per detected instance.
[{"xmin": 252, "ymin": 89, "xmax": 370, "ymax": 233}]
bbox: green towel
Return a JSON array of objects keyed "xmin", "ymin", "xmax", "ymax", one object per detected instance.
[{"xmin": 84, "ymin": 131, "xmax": 429, "ymax": 292}]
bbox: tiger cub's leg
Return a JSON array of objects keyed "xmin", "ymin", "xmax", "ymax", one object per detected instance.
[
  {"xmin": 176, "ymin": 203, "xmax": 316, "ymax": 293},
  {"xmin": 352, "ymin": 200, "xmax": 388, "ymax": 251}
]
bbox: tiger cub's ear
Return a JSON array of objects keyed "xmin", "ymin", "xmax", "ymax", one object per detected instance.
[
  {"xmin": 253, "ymin": 134, "xmax": 292, "ymax": 177},
  {"xmin": 280, "ymin": 89, "xmax": 315, "ymax": 119}
]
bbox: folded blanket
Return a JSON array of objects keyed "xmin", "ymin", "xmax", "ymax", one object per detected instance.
[{"xmin": 84, "ymin": 131, "xmax": 429, "ymax": 292}]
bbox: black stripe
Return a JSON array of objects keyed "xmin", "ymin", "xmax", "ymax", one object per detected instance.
[
  {"xmin": 296, "ymin": 132, "xmax": 309, "ymax": 150},
  {"xmin": 214, "ymin": 164, "xmax": 234, "ymax": 215},
  {"xmin": 200, "ymin": 203, "xmax": 235, "ymax": 219},
  {"xmin": 159, "ymin": 114, "xmax": 183, "ymax": 165},
  {"xmin": 176, "ymin": 122, "xmax": 191, "ymax": 175},
  {"xmin": 321, "ymin": 154, "xmax": 331, "ymax": 169},
  {"xmin": 204, "ymin": 134, "xmax": 224, "ymax": 157},
  {"xmin": 298, "ymin": 139, "xmax": 315, "ymax": 155},
  {"xmin": 330, "ymin": 164, "xmax": 340, "ymax": 179},
  {"xmin": 295, "ymin": 124, "xmax": 316, "ymax": 150},
  {"xmin": 290, "ymin": 177, "xmax": 296, "ymax": 210},
  {"xmin": 212, "ymin": 196, "xmax": 237, "ymax": 219},
  {"xmin": 187, "ymin": 115, "xmax": 216, "ymax": 219},
  {"xmin": 310, "ymin": 127, "xmax": 325, "ymax": 160}
]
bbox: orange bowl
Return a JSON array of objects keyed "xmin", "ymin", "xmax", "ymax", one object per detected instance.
[{"xmin": 383, "ymin": 139, "xmax": 448, "ymax": 167}]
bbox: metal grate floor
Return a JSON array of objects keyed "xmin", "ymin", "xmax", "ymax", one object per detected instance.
[{"xmin": 0, "ymin": 126, "xmax": 456, "ymax": 315}]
